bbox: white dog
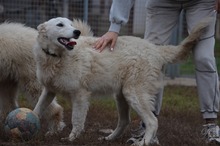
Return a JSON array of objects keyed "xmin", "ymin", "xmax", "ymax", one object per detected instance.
[
  {"xmin": 33, "ymin": 17, "xmax": 209, "ymax": 146},
  {"xmin": 0, "ymin": 18, "xmax": 92, "ymax": 134}
]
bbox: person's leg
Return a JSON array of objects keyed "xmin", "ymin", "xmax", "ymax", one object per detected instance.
[
  {"xmin": 126, "ymin": 0, "xmax": 182, "ymax": 144},
  {"xmin": 144, "ymin": 0, "xmax": 181, "ymax": 116},
  {"xmin": 185, "ymin": 0, "xmax": 220, "ymax": 143},
  {"xmin": 185, "ymin": 0, "xmax": 219, "ymax": 123}
]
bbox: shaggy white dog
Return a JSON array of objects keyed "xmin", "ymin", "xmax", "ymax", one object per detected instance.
[
  {"xmin": 0, "ymin": 18, "xmax": 92, "ymax": 134},
  {"xmin": 33, "ymin": 17, "xmax": 209, "ymax": 146}
]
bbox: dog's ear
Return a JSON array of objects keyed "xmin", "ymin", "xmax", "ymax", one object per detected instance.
[
  {"xmin": 37, "ymin": 23, "xmax": 48, "ymax": 39},
  {"xmin": 37, "ymin": 23, "xmax": 46, "ymax": 33}
]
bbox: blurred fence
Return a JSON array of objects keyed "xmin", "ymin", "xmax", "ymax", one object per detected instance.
[{"xmin": 0, "ymin": 0, "xmax": 220, "ymax": 78}]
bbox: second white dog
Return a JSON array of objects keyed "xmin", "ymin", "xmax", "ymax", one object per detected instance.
[{"xmin": 33, "ymin": 17, "xmax": 209, "ymax": 146}]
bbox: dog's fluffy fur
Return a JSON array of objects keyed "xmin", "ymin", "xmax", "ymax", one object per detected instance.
[
  {"xmin": 33, "ymin": 17, "xmax": 209, "ymax": 145},
  {"xmin": 0, "ymin": 18, "xmax": 92, "ymax": 134}
]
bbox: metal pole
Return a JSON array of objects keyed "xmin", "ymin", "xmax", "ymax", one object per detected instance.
[
  {"xmin": 63, "ymin": 0, "xmax": 69, "ymax": 18},
  {"xmin": 83, "ymin": 0, "xmax": 88, "ymax": 22}
]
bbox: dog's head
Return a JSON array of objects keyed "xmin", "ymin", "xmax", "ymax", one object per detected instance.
[{"xmin": 37, "ymin": 17, "xmax": 81, "ymax": 51}]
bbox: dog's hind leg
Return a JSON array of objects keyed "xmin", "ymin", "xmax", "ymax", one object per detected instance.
[
  {"xmin": 130, "ymin": 101, "xmax": 157, "ymax": 146},
  {"xmin": 140, "ymin": 109, "xmax": 158, "ymax": 146},
  {"xmin": 104, "ymin": 92, "xmax": 130, "ymax": 141},
  {"xmin": 0, "ymin": 79, "xmax": 19, "ymax": 123},
  {"xmin": 123, "ymin": 87, "xmax": 158, "ymax": 146}
]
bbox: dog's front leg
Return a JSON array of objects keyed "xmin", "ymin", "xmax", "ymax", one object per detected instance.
[
  {"xmin": 61, "ymin": 91, "xmax": 90, "ymax": 142},
  {"xmin": 44, "ymin": 99, "xmax": 66, "ymax": 136},
  {"xmin": 33, "ymin": 87, "xmax": 56, "ymax": 118}
]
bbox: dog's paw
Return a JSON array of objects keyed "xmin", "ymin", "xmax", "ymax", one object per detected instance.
[
  {"xmin": 57, "ymin": 121, "xmax": 66, "ymax": 131},
  {"xmin": 98, "ymin": 128, "xmax": 114, "ymax": 141},
  {"xmin": 60, "ymin": 137, "xmax": 71, "ymax": 142},
  {"xmin": 98, "ymin": 136, "xmax": 112, "ymax": 141},
  {"xmin": 98, "ymin": 128, "xmax": 113, "ymax": 134},
  {"xmin": 98, "ymin": 136, "xmax": 106, "ymax": 141},
  {"xmin": 45, "ymin": 121, "xmax": 66, "ymax": 136},
  {"xmin": 45, "ymin": 131, "xmax": 58, "ymax": 137},
  {"xmin": 60, "ymin": 134, "xmax": 76, "ymax": 142},
  {"xmin": 61, "ymin": 130, "xmax": 82, "ymax": 142},
  {"xmin": 131, "ymin": 140, "xmax": 144, "ymax": 146}
]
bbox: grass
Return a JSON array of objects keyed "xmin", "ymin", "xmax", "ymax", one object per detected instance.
[
  {"xmin": 50, "ymin": 86, "xmax": 201, "ymax": 119},
  {"xmin": 162, "ymin": 86, "xmax": 200, "ymax": 112},
  {"xmin": 56, "ymin": 86, "xmax": 201, "ymax": 121},
  {"xmin": 89, "ymin": 86, "xmax": 201, "ymax": 116}
]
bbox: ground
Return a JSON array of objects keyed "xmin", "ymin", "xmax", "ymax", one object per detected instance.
[{"xmin": 0, "ymin": 86, "xmax": 220, "ymax": 146}]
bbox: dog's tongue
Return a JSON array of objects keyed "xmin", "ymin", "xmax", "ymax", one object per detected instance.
[
  {"xmin": 67, "ymin": 38, "xmax": 77, "ymax": 46},
  {"xmin": 67, "ymin": 41, "xmax": 76, "ymax": 46}
]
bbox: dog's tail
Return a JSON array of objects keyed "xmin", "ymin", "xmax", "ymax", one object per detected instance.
[
  {"xmin": 159, "ymin": 17, "xmax": 211, "ymax": 64},
  {"xmin": 72, "ymin": 19, "xmax": 94, "ymax": 36}
]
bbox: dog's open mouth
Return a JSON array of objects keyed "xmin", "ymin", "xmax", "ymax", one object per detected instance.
[{"xmin": 58, "ymin": 37, "xmax": 77, "ymax": 50}]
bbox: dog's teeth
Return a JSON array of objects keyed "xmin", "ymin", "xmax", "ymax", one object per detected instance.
[
  {"xmin": 60, "ymin": 39, "xmax": 66, "ymax": 44},
  {"xmin": 70, "ymin": 38, "xmax": 76, "ymax": 42}
]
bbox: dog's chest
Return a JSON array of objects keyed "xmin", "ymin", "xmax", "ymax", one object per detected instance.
[{"xmin": 38, "ymin": 65, "xmax": 79, "ymax": 93}]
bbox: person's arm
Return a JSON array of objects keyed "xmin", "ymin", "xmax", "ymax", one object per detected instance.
[
  {"xmin": 108, "ymin": 0, "xmax": 135, "ymax": 33},
  {"xmin": 93, "ymin": 0, "xmax": 135, "ymax": 52}
]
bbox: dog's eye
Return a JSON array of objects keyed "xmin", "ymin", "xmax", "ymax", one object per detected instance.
[{"xmin": 57, "ymin": 23, "xmax": 64, "ymax": 27}]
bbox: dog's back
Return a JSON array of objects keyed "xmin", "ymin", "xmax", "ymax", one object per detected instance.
[
  {"xmin": 0, "ymin": 22, "xmax": 38, "ymax": 81},
  {"xmin": 0, "ymin": 22, "xmax": 40, "ymax": 120}
]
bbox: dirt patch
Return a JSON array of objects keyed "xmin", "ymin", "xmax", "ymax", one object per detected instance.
[{"xmin": 0, "ymin": 86, "xmax": 219, "ymax": 146}]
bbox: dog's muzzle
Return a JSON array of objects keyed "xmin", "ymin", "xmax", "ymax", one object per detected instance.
[
  {"xmin": 73, "ymin": 30, "xmax": 81, "ymax": 39},
  {"xmin": 57, "ymin": 30, "xmax": 81, "ymax": 50}
]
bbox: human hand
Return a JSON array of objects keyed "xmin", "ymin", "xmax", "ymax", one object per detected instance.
[{"xmin": 93, "ymin": 31, "xmax": 118, "ymax": 52}]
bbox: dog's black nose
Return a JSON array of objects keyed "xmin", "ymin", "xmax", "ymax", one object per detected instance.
[{"xmin": 73, "ymin": 30, "xmax": 81, "ymax": 39}]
